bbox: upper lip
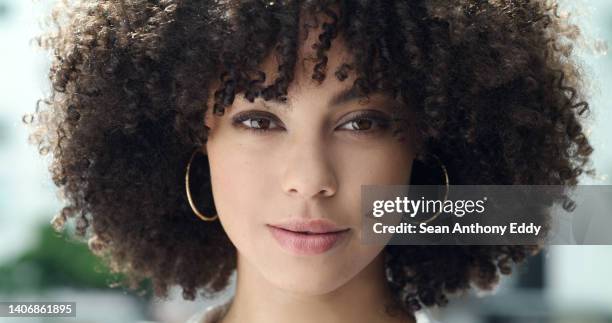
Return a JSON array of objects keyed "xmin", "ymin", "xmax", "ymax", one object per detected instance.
[{"xmin": 268, "ymin": 218, "xmax": 349, "ymax": 234}]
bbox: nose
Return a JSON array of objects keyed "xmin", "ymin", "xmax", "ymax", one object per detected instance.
[{"xmin": 281, "ymin": 138, "xmax": 338, "ymax": 199}]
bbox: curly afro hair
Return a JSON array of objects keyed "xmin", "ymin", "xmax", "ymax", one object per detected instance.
[{"xmin": 25, "ymin": 0, "xmax": 596, "ymax": 315}]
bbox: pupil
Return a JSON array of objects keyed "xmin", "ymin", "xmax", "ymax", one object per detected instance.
[
  {"xmin": 253, "ymin": 119, "xmax": 269, "ymax": 128},
  {"xmin": 355, "ymin": 119, "xmax": 371, "ymax": 130}
]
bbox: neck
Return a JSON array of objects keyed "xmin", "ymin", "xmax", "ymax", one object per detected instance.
[{"xmin": 218, "ymin": 251, "xmax": 415, "ymax": 323}]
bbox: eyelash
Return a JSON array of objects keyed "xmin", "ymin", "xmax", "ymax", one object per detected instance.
[{"xmin": 231, "ymin": 110, "xmax": 391, "ymax": 137}]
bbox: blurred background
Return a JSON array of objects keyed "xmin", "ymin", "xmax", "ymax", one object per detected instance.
[{"xmin": 0, "ymin": 0, "xmax": 610, "ymax": 322}]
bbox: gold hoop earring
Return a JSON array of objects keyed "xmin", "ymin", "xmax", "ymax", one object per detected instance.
[
  {"xmin": 417, "ymin": 154, "xmax": 450, "ymax": 224},
  {"xmin": 185, "ymin": 148, "xmax": 218, "ymax": 222}
]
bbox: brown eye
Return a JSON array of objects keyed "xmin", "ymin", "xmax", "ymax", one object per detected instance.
[
  {"xmin": 248, "ymin": 118, "xmax": 272, "ymax": 129},
  {"xmin": 349, "ymin": 119, "xmax": 374, "ymax": 131},
  {"xmin": 337, "ymin": 111, "xmax": 391, "ymax": 136},
  {"xmin": 231, "ymin": 111, "xmax": 283, "ymax": 134}
]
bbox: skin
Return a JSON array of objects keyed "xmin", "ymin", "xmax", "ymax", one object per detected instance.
[{"xmin": 203, "ymin": 16, "xmax": 418, "ymax": 323}]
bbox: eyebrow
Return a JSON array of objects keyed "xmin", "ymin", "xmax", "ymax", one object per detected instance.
[
  {"xmin": 262, "ymin": 87, "xmax": 364, "ymax": 111},
  {"xmin": 329, "ymin": 87, "xmax": 362, "ymax": 107}
]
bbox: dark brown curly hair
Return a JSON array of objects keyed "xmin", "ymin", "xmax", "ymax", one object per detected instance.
[{"xmin": 24, "ymin": 0, "xmax": 596, "ymax": 316}]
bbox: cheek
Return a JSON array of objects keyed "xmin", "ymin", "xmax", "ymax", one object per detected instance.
[
  {"xmin": 209, "ymin": 146, "xmax": 275, "ymax": 204},
  {"xmin": 333, "ymin": 142, "xmax": 413, "ymax": 229},
  {"xmin": 210, "ymin": 149, "xmax": 256, "ymax": 190},
  {"xmin": 207, "ymin": 144, "xmax": 275, "ymax": 249},
  {"xmin": 335, "ymin": 140, "xmax": 414, "ymax": 186}
]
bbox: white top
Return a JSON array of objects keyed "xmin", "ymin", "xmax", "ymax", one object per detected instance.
[{"xmin": 185, "ymin": 298, "xmax": 233, "ymax": 323}]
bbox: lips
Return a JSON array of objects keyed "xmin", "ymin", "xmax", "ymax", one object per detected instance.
[
  {"xmin": 267, "ymin": 218, "xmax": 350, "ymax": 255},
  {"xmin": 269, "ymin": 218, "xmax": 348, "ymax": 234}
]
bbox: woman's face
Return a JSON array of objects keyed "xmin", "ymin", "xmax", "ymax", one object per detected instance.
[{"xmin": 204, "ymin": 32, "xmax": 416, "ymax": 295}]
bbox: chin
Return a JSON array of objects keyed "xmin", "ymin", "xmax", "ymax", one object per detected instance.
[
  {"xmin": 265, "ymin": 268, "xmax": 351, "ymax": 296},
  {"xmin": 255, "ymin": 250, "xmax": 366, "ymax": 296}
]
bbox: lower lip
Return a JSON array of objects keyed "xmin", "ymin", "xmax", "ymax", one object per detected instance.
[{"xmin": 267, "ymin": 225, "xmax": 349, "ymax": 255}]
